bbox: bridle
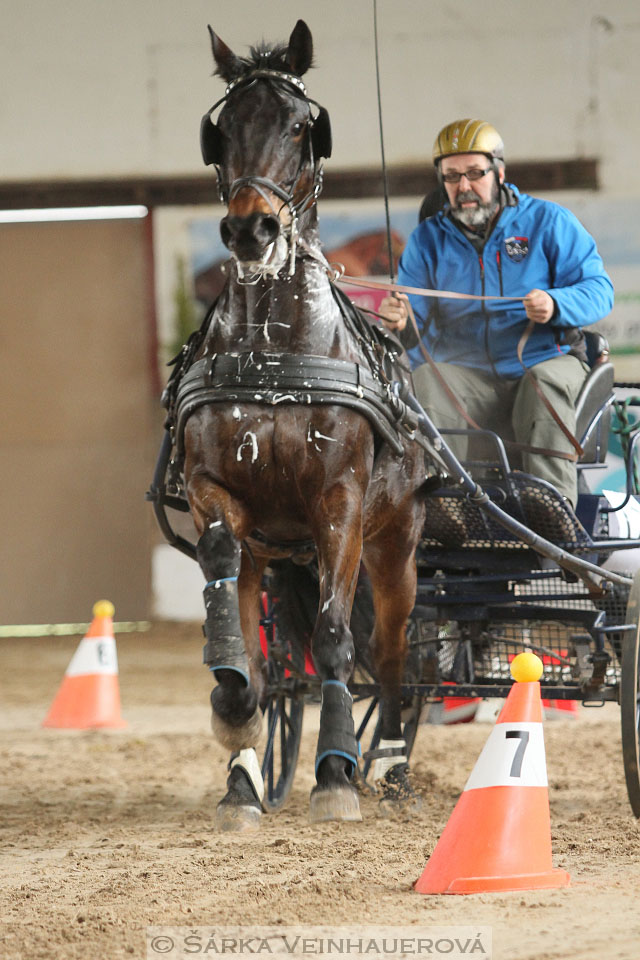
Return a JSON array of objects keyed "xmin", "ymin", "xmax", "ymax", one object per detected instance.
[{"xmin": 200, "ymin": 69, "xmax": 331, "ymax": 278}]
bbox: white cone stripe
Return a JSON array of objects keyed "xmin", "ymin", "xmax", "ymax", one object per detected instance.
[
  {"xmin": 65, "ymin": 636, "xmax": 119, "ymax": 677},
  {"xmin": 464, "ymin": 722, "xmax": 548, "ymax": 790}
]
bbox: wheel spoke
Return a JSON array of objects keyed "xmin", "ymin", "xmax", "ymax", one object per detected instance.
[
  {"xmin": 259, "ymin": 614, "xmax": 305, "ymax": 810},
  {"xmin": 279, "ymin": 698, "xmax": 288, "ymax": 779}
]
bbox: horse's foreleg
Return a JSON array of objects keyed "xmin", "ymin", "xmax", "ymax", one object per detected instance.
[
  {"xmin": 188, "ymin": 479, "xmax": 261, "ymax": 755},
  {"xmin": 308, "ymin": 487, "xmax": 363, "ymax": 823},
  {"xmin": 363, "ymin": 527, "xmax": 422, "ymax": 815},
  {"xmin": 216, "ymin": 550, "xmax": 269, "ymax": 832}
]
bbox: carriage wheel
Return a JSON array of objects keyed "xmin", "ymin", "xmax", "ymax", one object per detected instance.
[
  {"xmin": 620, "ymin": 570, "xmax": 640, "ymax": 818},
  {"xmin": 260, "ymin": 598, "xmax": 306, "ymax": 812}
]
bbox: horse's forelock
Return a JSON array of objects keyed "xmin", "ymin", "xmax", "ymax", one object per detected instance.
[
  {"xmin": 219, "ymin": 43, "xmax": 282, "ymax": 78},
  {"xmin": 223, "ymin": 41, "xmax": 310, "ymax": 79}
]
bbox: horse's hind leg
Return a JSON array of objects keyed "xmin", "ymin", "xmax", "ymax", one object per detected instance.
[{"xmin": 363, "ymin": 525, "xmax": 423, "ymax": 816}]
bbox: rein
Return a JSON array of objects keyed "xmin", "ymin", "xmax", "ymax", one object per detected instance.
[
  {"xmin": 335, "ymin": 273, "xmax": 583, "ymax": 462},
  {"xmin": 336, "ymin": 273, "xmax": 522, "ymax": 302}
]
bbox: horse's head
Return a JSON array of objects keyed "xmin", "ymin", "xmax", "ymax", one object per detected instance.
[{"xmin": 200, "ymin": 20, "xmax": 332, "ymax": 278}]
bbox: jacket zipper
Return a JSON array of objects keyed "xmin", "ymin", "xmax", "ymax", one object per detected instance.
[
  {"xmin": 496, "ymin": 250, "xmax": 504, "ymax": 296},
  {"xmin": 479, "ymin": 254, "xmax": 500, "ymax": 379}
]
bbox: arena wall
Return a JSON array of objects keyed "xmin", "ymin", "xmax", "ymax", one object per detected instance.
[{"xmin": 2, "ymin": 0, "xmax": 638, "ymax": 622}]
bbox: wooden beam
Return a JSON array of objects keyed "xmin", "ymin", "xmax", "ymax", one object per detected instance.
[{"xmin": 0, "ymin": 159, "xmax": 598, "ymax": 210}]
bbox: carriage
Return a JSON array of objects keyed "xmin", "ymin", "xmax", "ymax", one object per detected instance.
[
  {"xmin": 149, "ymin": 310, "xmax": 640, "ymax": 818},
  {"xmin": 147, "ymin": 19, "xmax": 640, "ymax": 825}
]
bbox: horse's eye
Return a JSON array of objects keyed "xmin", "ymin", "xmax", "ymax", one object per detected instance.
[{"xmin": 291, "ymin": 122, "xmax": 305, "ymax": 136}]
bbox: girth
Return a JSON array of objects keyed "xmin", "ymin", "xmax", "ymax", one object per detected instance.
[{"xmin": 173, "ymin": 351, "xmax": 419, "ymax": 457}]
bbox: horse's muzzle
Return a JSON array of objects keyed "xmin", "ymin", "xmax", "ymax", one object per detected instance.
[{"xmin": 220, "ymin": 212, "xmax": 281, "ymax": 261}]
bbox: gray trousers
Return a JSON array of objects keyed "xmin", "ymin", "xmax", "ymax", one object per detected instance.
[{"xmin": 412, "ymin": 355, "xmax": 589, "ymax": 506}]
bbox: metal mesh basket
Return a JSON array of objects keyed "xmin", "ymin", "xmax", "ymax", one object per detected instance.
[{"xmin": 421, "ymin": 472, "xmax": 592, "ymax": 551}]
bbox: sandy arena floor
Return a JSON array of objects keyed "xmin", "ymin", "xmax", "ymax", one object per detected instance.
[{"xmin": 1, "ymin": 622, "xmax": 640, "ymax": 960}]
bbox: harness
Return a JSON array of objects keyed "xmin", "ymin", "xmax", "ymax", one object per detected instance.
[
  {"xmin": 162, "ymin": 65, "xmax": 431, "ymax": 488},
  {"xmin": 164, "ymin": 284, "xmax": 423, "ymax": 462}
]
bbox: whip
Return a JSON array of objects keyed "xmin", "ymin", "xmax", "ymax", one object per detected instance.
[{"xmin": 372, "ymin": 0, "xmax": 395, "ymax": 284}]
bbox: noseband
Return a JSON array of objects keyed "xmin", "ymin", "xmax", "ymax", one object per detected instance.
[{"xmin": 201, "ymin": 69, "xmax": 331, "ymax": 278}]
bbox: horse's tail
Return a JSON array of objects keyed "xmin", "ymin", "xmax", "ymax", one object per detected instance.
[{"xmin": 267, "ymin": 559, "xmax": 376, "ymax": 678}]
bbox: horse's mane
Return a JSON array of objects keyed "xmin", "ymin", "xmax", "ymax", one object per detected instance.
[{"xmin": 215, "ymin": 41, "xmax": 314, "ymax": 80}]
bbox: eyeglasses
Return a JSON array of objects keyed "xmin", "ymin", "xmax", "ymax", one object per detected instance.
[{"xmin": 441, "ymin": 167, "xmax": 493, "ymax": 184}]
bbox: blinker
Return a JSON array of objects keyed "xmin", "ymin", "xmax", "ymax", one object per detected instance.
[
  {"xmin": 200, "ymin": 112, "xmax": 225, "ymax": 166},
  {"xmin": 199, "ymin": 72, "xmax": 332, "ymax": 167}
]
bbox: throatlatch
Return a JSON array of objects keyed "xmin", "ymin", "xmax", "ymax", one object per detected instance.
[{"xmin": 315, "ymin": 680, "xmax": 359, "ymax": 776}]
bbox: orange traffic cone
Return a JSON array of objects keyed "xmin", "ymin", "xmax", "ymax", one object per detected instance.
[
  {"xmin": 414, "ymin": 652, "xmax": 569, "ymax": 894},
  {"xmin": 42, "ymin": 600, "xmax": 127, "ymax": 729}
]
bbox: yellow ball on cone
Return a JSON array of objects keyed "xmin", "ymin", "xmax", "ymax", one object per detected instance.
[{"xmin": 510, "ymin": 651, "xmax": 543, "ymax": 683}]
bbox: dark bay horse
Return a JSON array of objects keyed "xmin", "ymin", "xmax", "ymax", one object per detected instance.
[{"xmin": 179, "ymin": 20, "xmax": 426, "ymax": 829}]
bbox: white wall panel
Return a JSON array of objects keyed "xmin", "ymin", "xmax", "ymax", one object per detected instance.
[{"xmin": 2, "ymin": 0, "xmax": 638, "ymax": 187}]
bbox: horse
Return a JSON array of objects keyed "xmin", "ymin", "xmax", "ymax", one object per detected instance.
[{"xmin": 173, "ymin": 19, "xmax": 427, "ymax": 829}]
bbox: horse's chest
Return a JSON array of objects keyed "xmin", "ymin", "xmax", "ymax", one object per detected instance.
[{"xmin": 207, "ymin": 406, "xmax": 370, "ymax": 490}]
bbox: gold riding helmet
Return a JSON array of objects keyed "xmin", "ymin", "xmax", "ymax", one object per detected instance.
[{"xmin": 432, "ymin": 119, "xmax": 504, "ymax": 165}]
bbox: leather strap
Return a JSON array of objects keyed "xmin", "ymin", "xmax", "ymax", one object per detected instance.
[
  {"xmin": 336, "ymin": 273, "xmax": 521, "ymax": 302},
  {"xmin": 517, "ymin": 319, "xmax": 584, "ymax": 458},
  {"xmin": 337, "ymin": 273, "xmax": 583, "ymax": 461},
  {"xmin": 173, "ymin": 352, "xmax": 422, "ymax": 458},
  {"xmin": 405, "ymin": 301, "xmax": 580, "ymax": 462}
]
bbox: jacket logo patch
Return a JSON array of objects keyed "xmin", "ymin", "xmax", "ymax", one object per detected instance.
[{"xmin": 504, "ymin": 236, "xmax": 529, "ymax": 262}]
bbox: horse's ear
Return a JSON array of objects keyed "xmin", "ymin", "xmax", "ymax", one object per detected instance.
[
  {"xmin": 208, "ymin": 25, "xmax": 242, "ymax": 81},
  {"xmin": 286, "ymin": 20, "xmax": 314, "ymax": 76}
]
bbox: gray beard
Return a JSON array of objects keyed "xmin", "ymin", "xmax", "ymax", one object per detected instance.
[{"xmin": 451, "ymin": 180, "xmax": 500, "ymax": 231}]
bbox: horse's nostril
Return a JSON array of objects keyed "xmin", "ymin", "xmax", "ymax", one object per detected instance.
[
  {"xmin": 220, "ymin": 218, "xmax": 233, "ymax": 248},
  {"xmin": 260, "ymin": 215, "xmax": 280, "ymax": 243},
  {"xmin": 219, "ymin": 212, "xmax": 280, "ymax": 257}
]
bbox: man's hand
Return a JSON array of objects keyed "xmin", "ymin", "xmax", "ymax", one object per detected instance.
[
  {"xmin": 378, "ymin": 293, "xmax": 409, "ymax": 332},
  {"xmin": 523, "ymin": 288, "xmax": 555, "ymax": 324}
]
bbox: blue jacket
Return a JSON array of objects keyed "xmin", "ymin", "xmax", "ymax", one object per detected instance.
[{"xmin": 400, "ymin": 184, "xmax": 614, "ymax": 377}]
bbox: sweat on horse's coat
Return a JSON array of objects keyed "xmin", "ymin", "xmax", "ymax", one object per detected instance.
[{"xmin": 170, "ymin": 19, "xmax": 427, "ymax": 828}]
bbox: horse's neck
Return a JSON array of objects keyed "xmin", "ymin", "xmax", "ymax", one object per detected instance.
[{"xmin": 206, "ymin": 241, "xmax": 360, "ymax": 360}]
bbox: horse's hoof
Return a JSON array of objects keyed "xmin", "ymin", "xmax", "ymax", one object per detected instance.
[
  {"xmin": 309, "ymin": 786, "xmax": 363, "ymax": 823},
  {"xmin": 215, "ymin": 802, "xmax": 262, "ymax": 833},
  {"xmin": 376, "ymin": 763, "xmax": 422, "ymax": 818},
  {"xmin": 211, "ymin": 704, "xmax": 263, "ymax": 751}
]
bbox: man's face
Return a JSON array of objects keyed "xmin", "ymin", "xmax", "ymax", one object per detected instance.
[{"xmin": 440, "ymin": 152, "xmax": 504, "ymax": 230}]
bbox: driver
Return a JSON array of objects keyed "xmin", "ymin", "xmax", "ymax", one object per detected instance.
[{"xmin": 378, "ymin": 119, "xmax": 614, "ymax": 513}]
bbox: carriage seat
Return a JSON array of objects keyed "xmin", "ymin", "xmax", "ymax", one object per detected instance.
[{"xmin": 575, "ymin": 330, "xmax": 615, "ymax": 464}]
